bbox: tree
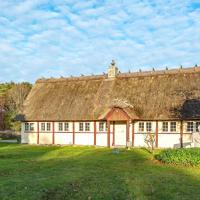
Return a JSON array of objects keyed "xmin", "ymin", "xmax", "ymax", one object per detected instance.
[
  {"xmin": 144, "ymin": 133, "xmax": 156, "ymax": 154},
  {"xmin": 4, "ymin": 82, "xmax": 32, "ymax": 131}
]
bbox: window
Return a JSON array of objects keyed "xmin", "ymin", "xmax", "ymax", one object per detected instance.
[
  {"xmin": 64, "ymin": 122, "xmax": 69, "ymax": 131},
  {"xmin": 162, "ymin": 122, "xmax": 168, "ymax": 132},
  {"xmin": 79, "ymin": 122, "xmax": 84, "ymax": 131},
  {"xmin": 99, "ymin": 122, "xmax": 105, "ymax": 131},
  {"xmin": 47, "ymin": 123, "xmax": 51, "ymax": 131},
  {"xmin": 196, "ymin": 122, "xmax": 200, "ymax": 132},
  {"xmin": 170, "ymin": 122, "xmax": 176, "ymax": 132},
  {"xmin": 139, "ymin": 122, "xmax": 144, "ymax": 132},
  {"xmin": 187, "ymin": 122, "xmax": 194, "ymax": 132},
  {"xmin": 25, "ymin": 123, "xmax": 29, "ymax": 131},
  {"xmin": 58, "ymin": 122, "xmax": 63, "ymax": 131},
  {"xmin": 41, "ymin": 123, "xmax": 45, "ymax": 131},
  {"xmin": 85, "ymin": 122, "xmax": 90, "ymax": 131},
  {"xmin": 146, "ymin": 122, "xmax": 152, "ymax": 132},
  {"xmin": 30, "ymin": 123, "xmax": 34, "ymax": 131}
]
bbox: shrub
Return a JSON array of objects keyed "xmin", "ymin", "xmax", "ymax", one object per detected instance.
[
  {"xmin": 155, "ymin": 148, "xmax": 200, "ymax": 166},
  {"xmin": 0, "ymin": 131, "xmax": 19, "ymax": 140}
]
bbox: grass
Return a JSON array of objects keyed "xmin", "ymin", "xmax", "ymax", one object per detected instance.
[
  {"xmin": 155, "ymin": 148, "xmax": 200, "ymax": 166},
  {"xmin": 0, "ymin": 144, "xmax": 200, "ymax": 200}
]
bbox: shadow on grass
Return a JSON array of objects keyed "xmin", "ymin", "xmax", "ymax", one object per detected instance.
[{"xmin": 0, "ymin": 145, "xmax": 200, "ymax": 200}]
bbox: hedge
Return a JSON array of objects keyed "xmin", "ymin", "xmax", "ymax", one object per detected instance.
[{"xmin": 155, "ymin": 148, "xmax": 200, "ymax": 166}]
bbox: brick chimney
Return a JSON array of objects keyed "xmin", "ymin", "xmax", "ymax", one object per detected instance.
[{"xmin": 108, "ymin": 60, "xmax": 118, "ymax": 78}]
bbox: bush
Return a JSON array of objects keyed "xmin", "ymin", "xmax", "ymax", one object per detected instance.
[
  {"xmin": 155, "ymin": 148, "xmax": 200, "ymax": 166},
  {"xmin": 0, "ymin": 131, "xmax": 19, "ymax": 140}
]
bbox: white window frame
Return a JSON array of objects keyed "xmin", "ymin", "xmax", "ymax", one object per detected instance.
[
  {"xmin": 170, "ymin": 122, "xmax": 176, "ymax": 132},
  {"xmin": 25, "ymin": 123, "xmax": 29, "ymax": 131},
  {"xmin": 41, "ymin": 123, "xmax": 45, "ymax": 131},
  {"xmin": 99, "ymin": 122, "xmax": 105, "ymax": 132},
  {"xmin": 79, "ymin": 122, "xmax": 84, "ymax": 131},
  {"xmin": 30, "ymin": 123, "xmax": 34, "ymax": 131},
  {"xmin": 64, "ymin": 122, "xmax": 69, "ymax": 131},
  {"xmin": 187, "ymin": 122, "xmax": 194, "ymax": 132},
  {"xmin": 146, "ymin": 122, "xmax": 152, "ymax": 132},
  {"xmin": 47, "ymin": 122, "xmax": 51, "ymax": 131},
  {"xmin": 196, "ymin": 121, "xmax": 200, "ymax": 132},
  {"xmin": 162, "ymin": 122, "xmax": 168, "ymax": 132},
  {"xmin": 139, "ymin": 122, "xmax": 144, "ymax": 132},
  {"xmin": 85, "ymin": 122, "xmax": 90, "ymax": 132},
  {"xmin": 58, "ymin": 122, "xmax": 63, "ymax": 131}
]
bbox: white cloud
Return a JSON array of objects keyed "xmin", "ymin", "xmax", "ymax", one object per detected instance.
[{"xmin": 0, "ymin": 0, "xmax": 199, "ymax": 83}]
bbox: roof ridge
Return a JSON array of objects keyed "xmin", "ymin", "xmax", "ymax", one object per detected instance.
[{"xmin": 36, "ymin": 65, "xmax": 200, "ymax": 83}]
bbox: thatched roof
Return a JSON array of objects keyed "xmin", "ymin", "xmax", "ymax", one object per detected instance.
[{"xmin": 22, "ymin": 66, "xmax": 200, "ymax": 121}]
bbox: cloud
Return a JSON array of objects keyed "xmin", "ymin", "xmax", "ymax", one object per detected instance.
[{"xmin": 0, "ymin": 0, "xmax": 200, "ymax": 83}]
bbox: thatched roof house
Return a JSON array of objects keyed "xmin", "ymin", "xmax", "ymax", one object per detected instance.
[
  {"xmin": 23, "ymin": 63, "xmax": 200, "ymax": 121},
  {"xmin": 21, "ymin": 61, "xmax": 200, "ymax": 148}
]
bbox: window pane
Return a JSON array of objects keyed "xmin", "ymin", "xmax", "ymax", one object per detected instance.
[
  {"xmin": 187, "ymin": 122, "xmax": 193, "ymax": 132},
  {"xmin": 139, "ymin": 122, "xmax": 144, "ymax": 132},
  {"xmin": 30, "ymin": 123, "xmax": 34, "ymax": 131},
  {"xmin": 25, "ymin": 123, "xmax": 29, "ymax": 131},
  {"xmin": 162, "ymin": 122, "xmax": 168, "ymax": 132},
  {"xmin": 85, "ymin": 122, "xmax": 90, "ymax": 131},
  {"xmin": 47, "ymin": 123, "xmax": 51, "ymax": 131},
  {"xmin": 58, "ymin": 123, "xmax": 63, "ymax": 131},
  {"xmin": 170, "ymin": 122, "xmax": 176, "ymax": 132},
  {"xmin": 196, "ymin": 122, "xmax": 200, "ymax": 132},
  {"xmin": 146, "ymin": 122, "xmax": 152, "ymax": 132},
  {"xmin": 64, "ymin": 122, "xmax": 69, "ymax": 131},
  {"xmin": 41, "ymin": 123, "xmax": 45, "ymax": 131},
  {"xmin": 79, "ymin": 123, "xmax": 83, "ymax": 131},
  {"xmin": 99, "ymin": 122, "xmax": 104, "ymax": 131}
]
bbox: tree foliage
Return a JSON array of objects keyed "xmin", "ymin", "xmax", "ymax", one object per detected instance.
[{"xmin": 0, "ymin": 82, "xmax": 32, "ymax": 131}]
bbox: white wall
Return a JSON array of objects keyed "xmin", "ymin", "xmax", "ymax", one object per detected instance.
[
  {"xmin": 54, "ymin": 133, "xmax": 73, "ymax": 145},
  {"xmin": 75, "ymin": 133, "xmax": 94, "ymax": 145},
  {"xmin": 96, "ymin": 133, "xmax": 107, "ymax": 146},
  {"xmin": 21, "ymin": 120, "xmax": 196, "ymax": 148},
  {"xmin": 158, "ymin": 134, "xmax": 181, "ymax": 148},
  {"xmin": 134, "ymin": 134, "xmax": 148, "ymax": 147},
  {"xmin": 21, "ymin": 122, "xmax": 38, "ymax": 144},
  {"xmin": 21, "ymin": 133, "xmax": 38, "ymax": 144},
  {"xmin": 39, "ymin": 133, "xmax": 53, "ymax": 144}
]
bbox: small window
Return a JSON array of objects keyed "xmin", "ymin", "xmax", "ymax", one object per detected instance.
[
  {"xmin": 146, "ymin": 122, "xmax": 152, "ymax": 132},
  {"xmin": 196, "ymin": 122, "xmax": 200, "ymax": 132},
  {"xmin": 64, "ymin": 122, "xmax": 69, "ymax": 131},
  {"xmin": 170, "ymin": 122, "xmax": 176, "ymax": 132},
  {"xmin": 99, "ymin": 122, "xmax": 105, "ymax": 132},
  {"xmin": 187, "ymin": 122, "xmax": 194, "ymax": 132},
  {"xmin": 139, "ymin": 122, "xmax": 144, "ymax": 132},
  {"xmin": 162, "ymin": 122, "xmax": 168, "ymax": 132},
  {"xmin": 105, "ymin": 122, "xmax": 108, "ymax": 131},
  {"xmin": 85, "ymin": 122, "xmax": 90, "ymax": 131},
  {"xmin": 47, "ymin": 123, "xmax": 51, "ymax": 131},
  {"xmin": 58, "ymin": 122, "xmax": 63, "ymax": 131},
  {"xmin": 30, "ymin": 123, "xmax": 34, "ymax": 131},
  {"xmin": 79, "ymin": 122, "xmax": 84, "ymax": 131},
  {"xmin": 25, "ymin": 123, "xmax": 29, "ymax": 131},
  {"xmin": 41, "ymin": 123, "xmax": 45, "ymax": 131}
]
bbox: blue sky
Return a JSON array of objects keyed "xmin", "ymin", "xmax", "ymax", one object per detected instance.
[{"xmin": 0, "ymin": 0, "xmax": 200, "ymax": 83}]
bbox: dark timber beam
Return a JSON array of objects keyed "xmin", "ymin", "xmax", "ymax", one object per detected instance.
[
  {"xmin": 155, "ymin": 121, "xmax": 158, "ymax": 148},
  {"xmin": 107, "ymin": 121, "xmax": 110, "ymax": 147}
]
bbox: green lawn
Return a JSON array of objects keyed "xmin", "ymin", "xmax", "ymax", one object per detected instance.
[{"xmin": 0, "ymin": 144, "xmax": 200, "ymax": 200}]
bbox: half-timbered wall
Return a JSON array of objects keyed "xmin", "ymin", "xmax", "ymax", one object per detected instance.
[{"xmin": 21, "ymin": 120, "xmax": 196, "ymax": 148}]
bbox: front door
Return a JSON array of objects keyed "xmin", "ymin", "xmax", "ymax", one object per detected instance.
[{"xmin": 115, "ymin": 122, "xmax": 127, "ymax": 146}]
